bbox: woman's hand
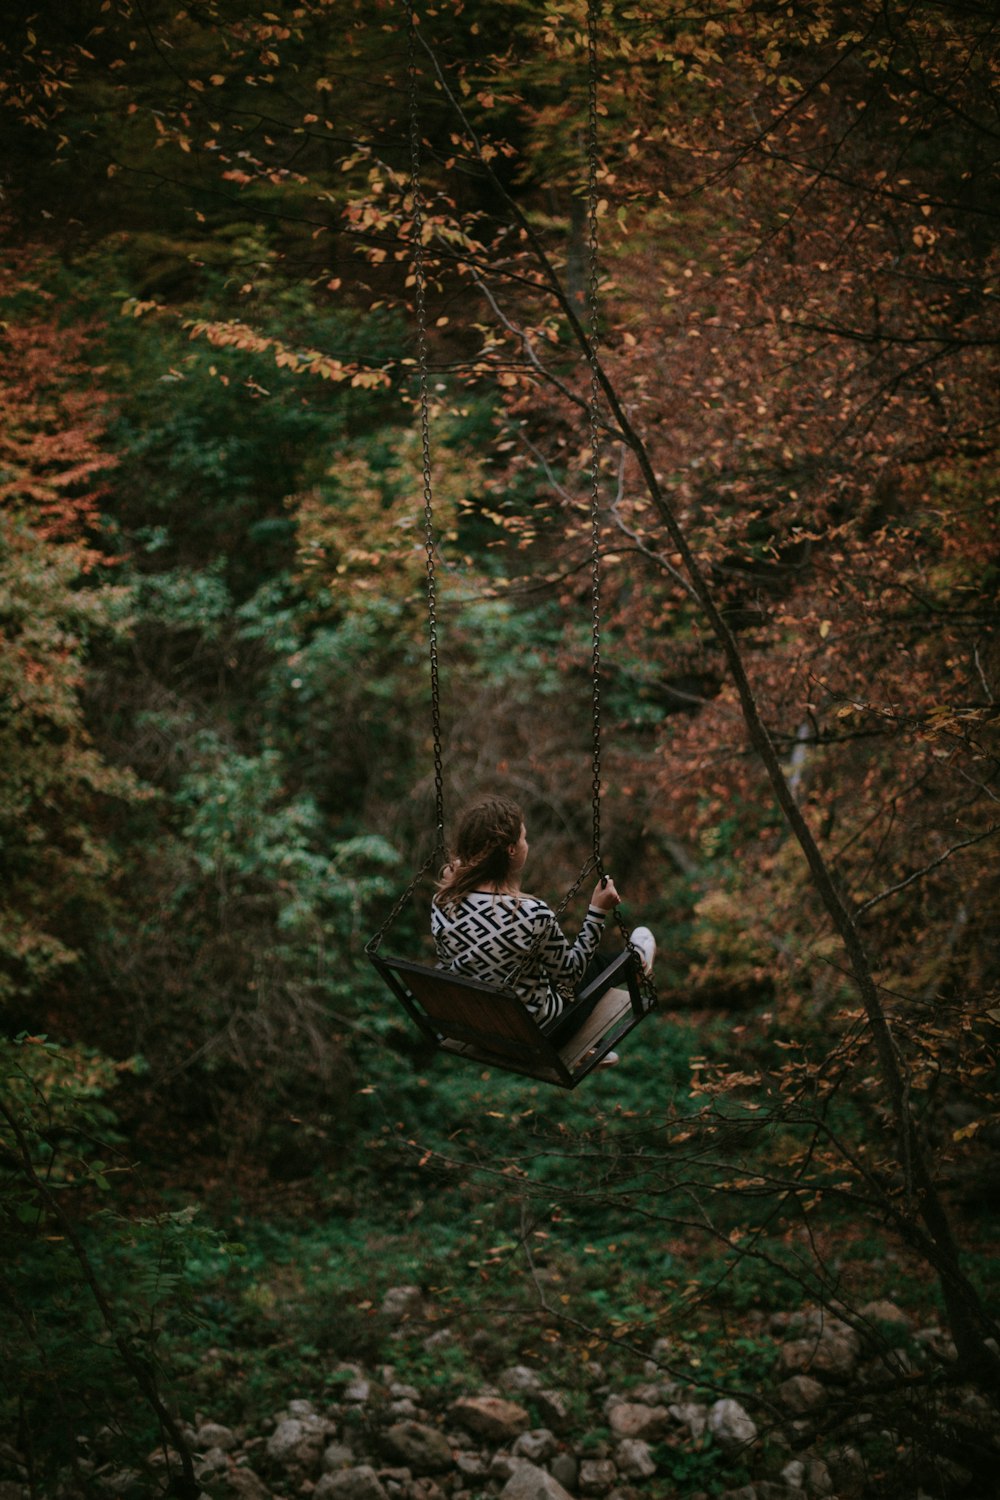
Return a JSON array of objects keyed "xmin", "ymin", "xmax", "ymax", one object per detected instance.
[{"xmin": 590, "ymin": 876, "xmax": 620, "ymax": 912}]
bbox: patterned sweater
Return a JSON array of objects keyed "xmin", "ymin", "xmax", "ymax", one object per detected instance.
[{"xmin": 431, "ymin": 890, "xmax": 607, "ymax": 1024}]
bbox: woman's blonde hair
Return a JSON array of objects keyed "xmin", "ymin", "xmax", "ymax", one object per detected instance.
[{"xmin": 434, "ymin": 795, "xmax": 524, "ymax": 908}]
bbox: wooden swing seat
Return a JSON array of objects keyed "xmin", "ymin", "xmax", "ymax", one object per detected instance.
[{"xmin": 368, "ymin": 947, "xmax": 652, "ymax": 1088}]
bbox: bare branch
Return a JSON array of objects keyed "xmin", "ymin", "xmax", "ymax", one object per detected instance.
[{"xmin": 856, "ymin": 824, "xmax": 1000, "ymax": 916}]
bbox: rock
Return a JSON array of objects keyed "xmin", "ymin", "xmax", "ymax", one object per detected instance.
[
  {"xmin": 102, "ymin": 1472, "xmax": 142, "ymax": 1497},
  {"xmin": 779, "ymin": 1319, "xmax": 861, "ymax": 1380},
  {"xmin": 344, "ymin": 1379, "xmax": 372, "ymax": 1403},
  {"xmin": 645, "ymin": 1336, "xmax": 673, "ymax": 1370},
  {"xmin": 381, "ymin": 1286, "xmax": 423, "ymax": 1323},
  {"xmin": 194, "ymin": 1446, "xmax": 230, "ymax": 1478},
  {"xmin": 388, "ymin": 1399, "xmax": 418, "ymax": 1419},
  {"xmin": 535, "ymin": 1390, "xmax": 571, "ymax": 1432},
  {"xmin": 313, "ymin": 1466, "xmax": 388, "ymax": 1500},
  {"xmin": 455, "ymin": 1452, "xmax": 488, "ymax": 1479},
  {"xmin": 708, "ymin": 1399, "xmax": 757, "ymax": 1455},
  {"xmin": 266, "ymin": 1416, "xmax": 328, "ymax": 1471},
  {"xmin": 378, "ymin": 1466, "xmax": 415, "ymax": 1497},
  {"xmin": 781, "ymin": 1459, "xmax": 805, "ymax": 1490},
  {"xmin": 225, "ymin": 1472, "xmax": 271, "ymax": 1500},
  {"xmin": 549, "ymin": 1453, "xmax": 578, "ymax": 1491},
  {"xmin": 499, "ymin": 1462, "xmax": 575, "ymax": 1500},
  {"xmin": 859, "ymin": 1299, "xmax": 912, "ymax": 1332},
  {"xmin": 390, "ymin": 1382, "xmax": 421, "ymax": 1401},
  {"xmin": 195, "ymin": 1422, "xmax": 237, "ymax": 1452},
  {"xmin": 803, "ymin": 1457, "xmax": 834, "ymax": 1496},
  {"xmin": 512, "ymin": 1430, "xmax": 558, "ymax": 1463},
  {"xmin": 615, "ymin": 1439, "xmax": 656, "ymax": 1479},
  {"xmin": 628, "ymin": 1382, "xmax": 665, "ymax": 1406},
  {"xmin": 383, "ymin": 1422, "xmax": 453, "ymax": 1474},
  {"xmin": 408, "ymin": 1480, "xmax": 445, "ymax": 1500},
  {"xmin": 323, "ymin": 1443, "xmax": 356, "ymax": 1472},
  {"xmin": 668, "ymin": 1402, "xmax": 709, "ymax": 1441},
  {"xmin": 147, "ymin": 1445, "xmax": 184, "ymax": 1470},
  {"xmin": 288, "ymin": 1399, "xmax": 317, "ymax": 1418},
  {"xmin": 448, "ymin": 1396, "xmax": 530, "ymax": 1442},
  {"xmin": 916, "ymin": 1328, "xmax": 958, "ymax": 1362},
  {"xmin": 489, "ymin": 1453, "xmax": 526, "ymax": 1482},
  {"xmin": 608, "ymin": 1403, "xmax": 671, "ymax": 1442},
  {"xmin": 860, "ymin": 1346, "xmax": 917, "ymax": 1385},
  {"xmin": 500, "ymin": 1364, "xmax": 543, "ymax": 1395},
  {"xmin": 777, "ymin": 1375, "xmax": 826, "ymax": 1414},
  {"xmin": 579, "ymin": 1457, "xmax": 618, "ymax": 1495}
]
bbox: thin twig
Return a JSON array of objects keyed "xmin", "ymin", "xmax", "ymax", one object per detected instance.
[{"xmin": 856, "ymin": 824, "xmax": 1000, "ymax": 916}]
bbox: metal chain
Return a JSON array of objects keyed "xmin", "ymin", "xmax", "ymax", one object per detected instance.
[
  {"xmin": 407, "ymin": 0, "xmax": 445, "ymax": 848},
  {"xmin": 364, "ymin": 846, "xmax": 439, "ymax": 956},
  {"xmin": 505, "ymin": 8, "xmax": 606, "ymax": 990},
  {"xmin": 586, "ymin": 0, "xmax": 604, "ymax": 872},
  {"xmin": 585, "ymin": 3, "xmax": 654, "ymax": 1011}
]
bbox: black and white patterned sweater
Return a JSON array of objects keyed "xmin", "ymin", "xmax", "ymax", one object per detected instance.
[{"xmin": 431, "ymin": 890, "xmax": 607, "ymax": 1024}]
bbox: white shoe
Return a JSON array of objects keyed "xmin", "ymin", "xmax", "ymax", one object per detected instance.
[
  {"xmin": 598, "ymin": 1050, "xmax": 619, "ymax": 1068},
  {"xmin": 629, "ymin": 927, "xmax": 656, "ymax": 976}
]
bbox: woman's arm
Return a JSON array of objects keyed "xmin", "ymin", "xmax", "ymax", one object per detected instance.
[{"xmin": 532, "ymin": 900, "xmax": 607, "ymax": 991}]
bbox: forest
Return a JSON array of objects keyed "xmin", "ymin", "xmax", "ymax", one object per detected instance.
[{"xmin": 1, "ymin": 2, "xmax": 998, "ymax": 1498}]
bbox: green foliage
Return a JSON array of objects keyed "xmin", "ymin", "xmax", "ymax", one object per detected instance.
[
  {"xmin": 0, "ymin": 1036, "xmax": 231, "ymax": 1488},
  {"xmin": 100, "ymin": 295, "xmax": 405, "ymax": 598},
  {"xmin": 0, "ymin": 514, "xmax": 139, "ymax": 1010}
]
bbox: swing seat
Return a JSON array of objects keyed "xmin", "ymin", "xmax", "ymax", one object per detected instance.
[{"xmin": 367, "ymin": 947, "xmax": 652, "ymax": 1088}]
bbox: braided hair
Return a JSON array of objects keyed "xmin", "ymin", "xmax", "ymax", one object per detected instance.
[{"xmin": 434, "ymin": 795, "xmax": 524, "ymax": 908}]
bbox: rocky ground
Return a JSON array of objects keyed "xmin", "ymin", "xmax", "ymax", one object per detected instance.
[{"xmin": 30, "ymin": 1286, "xmax": 997, "ymax": 1500}]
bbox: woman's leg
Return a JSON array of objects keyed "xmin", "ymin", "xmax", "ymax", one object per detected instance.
[
  {"xmin": 542, "ymin": 949, "xmax": 622, "ymax": 1047},
  {"xmin": 542, "ymin": 929, "xmax": 656, "ymax": 1049}
]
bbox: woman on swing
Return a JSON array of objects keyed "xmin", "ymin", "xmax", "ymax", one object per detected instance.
[{"xmin": 432, "ymin": 795, "xmax": 654, "ymax": 1063}]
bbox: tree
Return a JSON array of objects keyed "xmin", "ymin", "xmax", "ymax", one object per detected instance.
[{"xmin": 0, "ymin": 242, "xmax": 137, "ymax": 1017}]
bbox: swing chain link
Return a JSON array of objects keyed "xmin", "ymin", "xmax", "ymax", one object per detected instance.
[
  {"xmin": 586, "ymin": 0, "xmax": 603, "ymax": 874},
  {"xmin": 407, "ymin": 0, "xmax": 446, "ymax": 850},
  {"xmin": 585, "ymin": 3, "xmax": 654, "ymax": 1011}
]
